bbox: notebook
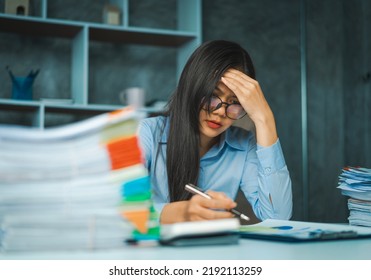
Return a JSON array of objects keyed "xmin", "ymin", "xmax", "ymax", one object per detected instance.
[{"xmin": 159, "ymin": 218, "xmax": 240, "ymax": 246}]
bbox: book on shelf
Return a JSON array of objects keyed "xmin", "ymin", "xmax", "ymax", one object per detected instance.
[{"xmin": 0, "ymin": 107, "xmax": 160, "ymax": 252}]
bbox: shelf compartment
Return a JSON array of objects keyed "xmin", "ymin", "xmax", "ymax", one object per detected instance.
[
  {"xmin": 43, "ymin": 105, "xmax": 120, "ymax": 128},
  {"xmin": 0, "ymin": 100, "xmax": 41, "ymax": 127},
  {"xmin": 0, "ymin": 15, "xmax": 83, "ymax": 38},
  {"xmin": 88, "ymin": 41, "xmax": 177, "ymax": 107}
]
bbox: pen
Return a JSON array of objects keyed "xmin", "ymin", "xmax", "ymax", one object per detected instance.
[{"xmin": 185, "ymin": 183, "xmax": 250, "ymax": 221}]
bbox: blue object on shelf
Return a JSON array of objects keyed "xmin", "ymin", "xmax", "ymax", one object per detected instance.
[{"xmin": 7, "ymin": 66, "xmax": 39, "ymax": 100}]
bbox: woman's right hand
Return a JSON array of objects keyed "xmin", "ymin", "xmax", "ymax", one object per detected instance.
[{"xmin": 160, "ymin": 191, "xmax": 236, "ymax": 224}]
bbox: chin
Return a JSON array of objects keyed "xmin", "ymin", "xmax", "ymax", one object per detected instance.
[{"xmin": 201, "ymin": 126, "xmax": 223, "ymax": 139}]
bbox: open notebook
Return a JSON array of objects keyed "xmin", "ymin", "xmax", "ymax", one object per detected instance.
[
  {"xmin": 240, "ymin": 219, "xmax": 371, "ymax": 242},
  {"xmin": 160, "ymin": 218, "xmax": 240, "ymax": 246}
]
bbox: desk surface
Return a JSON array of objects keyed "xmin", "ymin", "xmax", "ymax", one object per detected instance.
[{"xmin": 1, "ymin": 238, "xmax": 371, "ymax": 260}]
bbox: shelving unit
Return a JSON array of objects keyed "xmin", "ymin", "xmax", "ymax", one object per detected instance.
[{"xmin": 0, "ymin": 0, "xmax": 201, "ymax": 128}]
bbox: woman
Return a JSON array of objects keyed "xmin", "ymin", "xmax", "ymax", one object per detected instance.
[{"xmin": 138, "ymin": 40, "xmax": 292, "ymax": 224}]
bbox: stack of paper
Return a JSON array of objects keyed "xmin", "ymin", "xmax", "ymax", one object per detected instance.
[
  {"xmin": 337, "ymin": 166, "xmax": 371, "ymax": 227},
  {"xmin": 0, "ymin": 107, "xmax": 159, "ymax": 251}
]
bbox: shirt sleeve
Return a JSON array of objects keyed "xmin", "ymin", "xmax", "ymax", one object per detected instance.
[
  {"xmin": 240, "ymin": 138, "xmax": 293, "ymax": 220},
  {"xmin": 137, "ymin": 120, "xmax": 153, "ymax": 170},
  {"xmin": 136, "ymin": 118, "xmax": 168, "ymax": 216}
]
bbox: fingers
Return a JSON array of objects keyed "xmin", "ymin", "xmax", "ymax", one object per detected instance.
[
  {"xmin": 221, "ymin": 69, "xmax": 262, "ymax": 99},
  {"xmin": 224, "ymin": 68, "xmax": 257, "ymax": 84},
  {"xmin": 221, "ymin": 69, "xmax": 278, "ymax": 146},
  {"xmin": 186, "ymin": 191, "xmax": 237, "ymax": 221},
  {"xmin": 221, "ymin": 68, "xmax": 272, "ymax": 122}
]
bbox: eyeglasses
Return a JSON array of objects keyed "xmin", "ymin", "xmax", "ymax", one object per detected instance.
[{"xmin": 203, "ymin": 95, "xmax": 246, "ymax": 120}]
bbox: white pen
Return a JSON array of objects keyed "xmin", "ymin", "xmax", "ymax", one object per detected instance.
[{"xmin": 185, "ymin": 183, "xmax": 250, "ymax": 221}]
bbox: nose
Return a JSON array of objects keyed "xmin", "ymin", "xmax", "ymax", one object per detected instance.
[{"xmin": 212, "ymin": 103, "xmax": 227, "ymax": 118}]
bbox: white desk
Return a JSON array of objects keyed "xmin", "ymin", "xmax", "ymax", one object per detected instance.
[{"xmin": 1, "ymin": 238, "xmax": 370, "ymax": 260}]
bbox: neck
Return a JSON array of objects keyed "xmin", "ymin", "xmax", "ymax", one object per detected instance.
[{"xmin": 199, "ymin": 135, "xmax": 219, "ymax": 157}]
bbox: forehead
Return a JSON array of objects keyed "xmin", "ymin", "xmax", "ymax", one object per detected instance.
[{"xmin": 214, "ymin": 81, "xmax": 236, "ymax": 98}]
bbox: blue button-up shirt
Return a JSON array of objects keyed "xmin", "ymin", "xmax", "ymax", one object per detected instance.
[{"xmin": 137, "ymin": 116, "xmax": 292, "ymax": 221}]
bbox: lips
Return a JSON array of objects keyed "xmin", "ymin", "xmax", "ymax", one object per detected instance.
[{"xmin": 206, "ymin": 120, "xmax": 222, "ymax": 129}]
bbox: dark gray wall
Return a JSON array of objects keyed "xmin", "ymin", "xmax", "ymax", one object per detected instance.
[
  {"xmin": 305, "ymin": 0, "xmax": 347, "ymax": 222},
  {"xmin": 343, "ymin": 0, "xmax": 371, "ymax": 167}
]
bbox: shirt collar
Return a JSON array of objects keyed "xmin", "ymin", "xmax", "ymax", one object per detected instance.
[
  {"xmin": 221, "ymin": 127, "xmax": 247, "ymax": 151},
  {"xmin": 159, "ymin": 116, "xmax": 169, "ymax": 144}
]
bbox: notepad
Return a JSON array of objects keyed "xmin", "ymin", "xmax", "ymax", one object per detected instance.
[
  {"xmin": 160, "ymin": 218, "xmax": 240, "ymax": 246},
  {"xmin": 239, "ymin": 219, "xmax": 371, "ymax": 242}
]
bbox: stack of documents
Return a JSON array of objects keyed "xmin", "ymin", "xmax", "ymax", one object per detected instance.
[
  {"xmin": 337, "ymin": 166, "xmax": 371, "ymax": 227},
  {"xmin": 0, "ymin": 107, "xmax": 158, "ymax": 251}
]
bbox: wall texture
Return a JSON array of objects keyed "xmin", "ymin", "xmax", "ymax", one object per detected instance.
[{"xmin": 305, "ymin": 0, "xmax": 347, "ymax": 222}]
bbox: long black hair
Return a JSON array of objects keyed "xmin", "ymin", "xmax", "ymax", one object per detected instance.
[{"xmin": 163, "ymin": 40, "xmax": 256, "ymax": 202}]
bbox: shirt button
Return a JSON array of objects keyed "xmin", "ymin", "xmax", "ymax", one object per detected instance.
[{"xmin": 265, "ymin": 167, "xmax": 271, "ymax": 173}]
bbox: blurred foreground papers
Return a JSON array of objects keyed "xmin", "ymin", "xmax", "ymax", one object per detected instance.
[
  {"xmin": 0, "ymin": 108, "xmax": 159, "ymax": 252},
  {"xmin": 338, "ymin": 166, "xmax": 371, "ymax": 227}
]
